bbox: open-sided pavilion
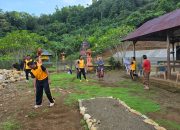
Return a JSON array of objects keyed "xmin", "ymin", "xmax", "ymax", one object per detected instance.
[{"xmin": 122, "ymin": 9, "xmax": 180, "ymax": 79}]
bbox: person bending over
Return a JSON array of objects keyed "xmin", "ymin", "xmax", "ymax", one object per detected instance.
[{"xmin": 28, "ymin": 61, "xmax": 55, "ymax": 108}]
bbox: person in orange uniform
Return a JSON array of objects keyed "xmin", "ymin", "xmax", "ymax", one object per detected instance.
[
  {"xmin": 78, "ymin": 56, "xmax": 88, "ymax": 82},
  {"xmin": 130, "ymin": 57, "xmax": 138, "ymax": 80},
  {"xmin": 28, "ymin": 61, "xmax": 55, "ymax": 108},
  {"xmin": 24, "ymin": 55, "xmax": 32, "ymax": 82}
]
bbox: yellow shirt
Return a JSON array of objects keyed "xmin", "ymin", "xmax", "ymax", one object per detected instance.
[
  {"xmin": 31, "ymin": 65, "xmax": 48, "ymax": 80},
  {"xmin": 131, "ymin": 61, "xmax": 136, "ymax": 71},
  {"xmin": 25, "ymin": 59, "xmax": 32, "ymax": 69},
  {"xmin": 78, "ymin": 59, "xmax": 85, "ymax": 69}
]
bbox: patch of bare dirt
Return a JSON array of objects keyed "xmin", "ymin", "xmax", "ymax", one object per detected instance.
[
  {"xmin": 0, "ymin": 81, "xmax": 84, "ymax": 130},
  {"xmin": 147, "ymin": 86, "xmax": 180, "ymax": 124}
]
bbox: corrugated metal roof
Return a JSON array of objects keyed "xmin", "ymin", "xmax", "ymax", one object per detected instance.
[
  {"xmin": 42, "ymin": 50, "xmax": 52, "ymax": 56},
  {"xmin": 123, "ymin": 9, "xmax": 180, "ymax": 41}
]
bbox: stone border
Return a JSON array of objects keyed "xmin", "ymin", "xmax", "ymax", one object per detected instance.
[{"xmin": 78, "ymin": 97, "xmax": 166, "ymax": 130}]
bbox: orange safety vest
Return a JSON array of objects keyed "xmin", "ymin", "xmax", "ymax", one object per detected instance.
[
  {"xmin": 25, "ymin": 59, "xmax": 32, "ymax": 69},
  {"xmin": 78, "ymin": 60, "xmax": 85, "ymax": 68},
  {"xmin": 31, "ymin": 65, "xmax": 48, "ymax": 80}
]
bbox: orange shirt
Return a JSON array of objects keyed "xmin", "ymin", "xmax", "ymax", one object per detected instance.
[
  {"xmin": 31, "ymin": 65, "xmax": 48, "ymax": 80},
  {"xmin": 78, "ymin": 59, "xmax": 85, "ymax": 69},
  {"xmin": 131, "ymin": 61, "xmax": 136, "ymax": 71}
]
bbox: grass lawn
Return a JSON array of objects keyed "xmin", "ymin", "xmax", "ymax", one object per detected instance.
[
  {"xmin": 156, "ymin": 120, "xmax": 180, "ymax": 130},
  {"xmin": 50, "ymin": 73, "xmax": 160, "ymax": 114},
  {"xmin": 0, "ymin": 120, "xmax": 21, "ymax": 130},
  {"xmin": 50, "ymin": 73, "xmax": 180, "ymax": 130}
]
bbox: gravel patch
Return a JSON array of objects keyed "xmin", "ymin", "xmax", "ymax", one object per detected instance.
[{"xmin": 81, "ymin": 98, "xmax": 157, "ymax": 130}]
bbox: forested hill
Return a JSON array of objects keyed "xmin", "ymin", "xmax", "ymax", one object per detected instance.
[{"xmin": 0, "ymin": 0, "xmax": 180, "ymax": 60}]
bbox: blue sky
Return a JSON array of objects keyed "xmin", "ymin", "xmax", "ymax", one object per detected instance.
[{"xmin": 0, "ymin": 0, "xmax": 92, "ymax": 16}]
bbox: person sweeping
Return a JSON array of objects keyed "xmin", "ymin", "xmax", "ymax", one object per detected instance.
[{"xmin": 28, "ymin": 61, "xmax": 55, "ymax": 108}]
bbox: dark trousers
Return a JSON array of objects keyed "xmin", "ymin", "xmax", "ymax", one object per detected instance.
[
  {"xmin": 76, "ymin": 68, "xmax": 80, "ymax": 79},
  {"xmin": 79, "ymin": 68, "xmax": 86, "ymax": 80},
  {"xmin": 25, "ymin": 69, "xmax": 31, "ymax": 80},
  {"xmin": 130, "ymin": 70, "xmax": 138, "ymax": 80},
  {"xmin": 36, "ymin": 78, "xmax": 54, "ymax": 105}
]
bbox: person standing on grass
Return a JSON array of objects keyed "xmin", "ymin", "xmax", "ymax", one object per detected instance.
[
  {"xmin": 95, "ymin": 56, "xmax": 104, "ymax": 80},
  {"xmin": 27, "ymin": 61, "xmax": 55, "ymax": 108},
  {"xmin": 130, "ymin": 57, "xmax": 138, "ymax": 80},
  {"xmin": 24, "ymin": 55, "xmax": 32, "ymax": 82},
  {"xmin": 78, "ymin": 56, "xmax": 88, "ymax": 82},
  {"xmin": 142, "ymin": 55, "xmax": 151, "ymax": 90}
]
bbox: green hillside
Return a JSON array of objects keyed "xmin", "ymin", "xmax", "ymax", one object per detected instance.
[{"xmin": 0, "ymin": 0, "xmax": 179, "ymax": 61}]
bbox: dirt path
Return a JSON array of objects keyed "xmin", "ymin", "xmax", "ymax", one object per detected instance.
[{"xmin": 0, "ymin": 81, "xmax": 84, "ymax": 130}]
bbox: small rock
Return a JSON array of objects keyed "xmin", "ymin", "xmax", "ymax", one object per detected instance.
[
  {"xmin": 130, "ymin": 109, "xmax": 142, "ymax": 116},
  {"xmin": 84, "ymin": 114, "xmax": 91, "ymax": 120},
  {"xmin": 0, "ymin": 74, "xmax": 5, "ymax": 81},
  {"xmin": 13, "ymin": 74, "xmax": 20, "ymax": 78},
  {"xmin": 80, "ymin": 107, "xmax": 86, "ymax": 115},
  {"xmin": 92, "ymin": 119, "xmax": 96, "ymax": 123},
  {"xmin": 144, "ymin": 119, "xmax": 158, "ymax": 126},
  {"xmin": 0, "ymin": 85, "xmax": 3, "ymax": 90},
  {"xmin": 87, "ymin": 121, "xmax": 93, "ymax": 129},
  {"xmin": 97, "ymin": 120, "xmax": 101, "ymax": 124},
  {"xmin": 25, "ymin": 115, "xmax": 28, "ymax": 118},
  {"xmin": 142, "ymin": 115, "xmax": 148, "ymax": 119},
  {"xmin": 91, "ymin": 126, "xmax": 97, "ymax": 130},
  {"xmin": 2, "ymin": 83, "xmax": 7, "ymax": 87},
  {"xmin": 154, "ymin": 126, "xmax": 166, "ymax": 130}
]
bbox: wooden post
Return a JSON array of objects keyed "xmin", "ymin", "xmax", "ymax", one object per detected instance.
[
  {"xmin": 167, "ymin": 34, "xmax": 171, "ymax": 79},
  {"xmin": 172, "ymin": 42, "xmax": 175, "ymax": 72},
  {"xmin": 133, "ymin": 41, "xmax": 136, "ymax": 58}
]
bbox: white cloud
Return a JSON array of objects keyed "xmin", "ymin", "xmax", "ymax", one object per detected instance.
[{"xmin": 58, "ymin": 0, "xmax": 91, "ymax": 6}]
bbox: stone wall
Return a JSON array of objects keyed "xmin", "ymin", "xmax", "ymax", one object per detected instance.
[{"xmin": 0, "ymin": 69, "xmax": 25, "ymax": 89}]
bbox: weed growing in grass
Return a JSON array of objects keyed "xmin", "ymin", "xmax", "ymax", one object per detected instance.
[
  {"xmin": 156, "ymin": 120, "xmax": 180, "ymax": 130},
  {"xmin": 42, "ymin": 109, "xmax": 49, "ymax": 113},
  {"xmin": 52, "ymin": 92, "xmax": 61, "ymax": 97},
  {"xmin": 0, "ymin": 120, "xmax": 21, "ymax": 130},
  {"xmin": 27, "ymin": 111, "xmax": 38, "ymax": 118}
]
